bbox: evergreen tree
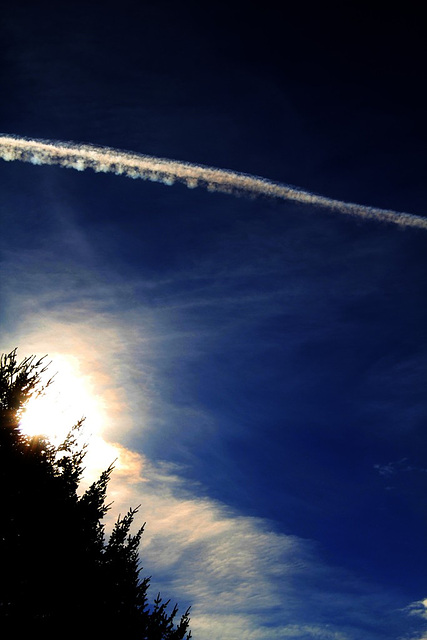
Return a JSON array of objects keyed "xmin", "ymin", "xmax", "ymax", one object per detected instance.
[{"xmin": 0, "ymin": 349, "xmax": 191, "ymax": 637}]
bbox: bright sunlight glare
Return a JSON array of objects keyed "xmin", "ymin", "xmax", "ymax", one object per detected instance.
[
  {"xmin": 19, "ymin": 355, "xmax": 100, "ymax": 441},
  {"xmin": 18, "ymin": 354, "xmax": 121, "ymax": 482}
]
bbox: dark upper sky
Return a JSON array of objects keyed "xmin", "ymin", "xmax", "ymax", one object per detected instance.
[{"xmin": 1, "ymin": 2, "xmax": 426, "ymax": 639}]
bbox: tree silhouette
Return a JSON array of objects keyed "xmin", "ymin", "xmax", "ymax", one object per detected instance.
[{"xmin": 0, "ymin": 349, "xmax": 191, "ymax": 637}]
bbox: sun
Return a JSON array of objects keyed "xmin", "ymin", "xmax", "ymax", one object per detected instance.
[
  {"xmin": 19, "ymin": 387, "xmax": 79, "ymax": 443},
  {"xmin": 17, "ymin": 354, "xmax": 121, "ymax": 482},
  {"xmin": 19, "ymin": 355, "xmax": 97, "ymax": 442}
]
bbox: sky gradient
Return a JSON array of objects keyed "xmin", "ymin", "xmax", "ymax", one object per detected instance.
[{"xmin": 1, "ymin": 3, "xmax": 426, "ymax": 639}]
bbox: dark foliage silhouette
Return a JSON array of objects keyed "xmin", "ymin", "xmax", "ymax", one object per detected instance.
[{"xmin": 0, "ymin": 349, "xmax": 191, "ymax": 637}]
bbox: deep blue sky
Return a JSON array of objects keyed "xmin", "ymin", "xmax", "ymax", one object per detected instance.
[{"xmin": 1, "ymin": 3, "xmax": 426, "ymax": 639}]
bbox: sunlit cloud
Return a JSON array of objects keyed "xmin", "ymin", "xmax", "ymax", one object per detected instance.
[
  {"xmin": 93, "ymin": 447, "xmax": 422, "ymax": 640},
  {"xmin": 1, "ymin": 165, "xmax": 426, "ymax": 640},
  {"xmin": 2, "ymin": 293, "xmax": 424, "ymax": 640},
  {"xmin": 405, "ymin": 598, "xmax": 427, "ymax": 620}
]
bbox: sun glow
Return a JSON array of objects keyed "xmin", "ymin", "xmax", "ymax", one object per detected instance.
[
  {"xmin": 19, "ymin": 355, "xmax": 100, "ymax": 440},
  {"xmin": 18, "ymin": 354, "xmax": 121, "ymax": 483}
]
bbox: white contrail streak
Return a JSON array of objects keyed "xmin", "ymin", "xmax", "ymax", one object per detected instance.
[{"xmin": 1, "ymin": 133, "xmax": 426, "ymax": 230}]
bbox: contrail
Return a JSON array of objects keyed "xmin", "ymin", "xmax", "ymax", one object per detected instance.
[{"xmin": 1, "ymin": 133, "xmax": 426, "ymax": 230}]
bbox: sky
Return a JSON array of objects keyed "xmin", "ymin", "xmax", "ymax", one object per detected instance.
[{"xmin": 0, "ymin": 2, "xmax": 426, "ymax": 639}]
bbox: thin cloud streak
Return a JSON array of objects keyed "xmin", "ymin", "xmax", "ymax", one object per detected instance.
[{"xmin": 1, "ymin": 134, "xmax": 426, "ymax": 230}]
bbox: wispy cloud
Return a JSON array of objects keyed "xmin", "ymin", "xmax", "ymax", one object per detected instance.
[
  {"xmin": 2, "ymin": 296, "xmax": 425, "ymax": 640},
  {"xmin": 404, "ymin": 598, "xmax": 427, "ymax": 621},
  {"xmin": 375, "ymin": 458, "xmax": 427, "ymax": 477},
  {"xmin": 2, "ymin": 308, "xmax": 423, "ymax": 640},
  {"xmin": 96, "ymin": 446, "xmax": 423, "ymax": 640},
  {"xmin": 1, "ymin": 181, "xmax": 426, "ymax": 640}
]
